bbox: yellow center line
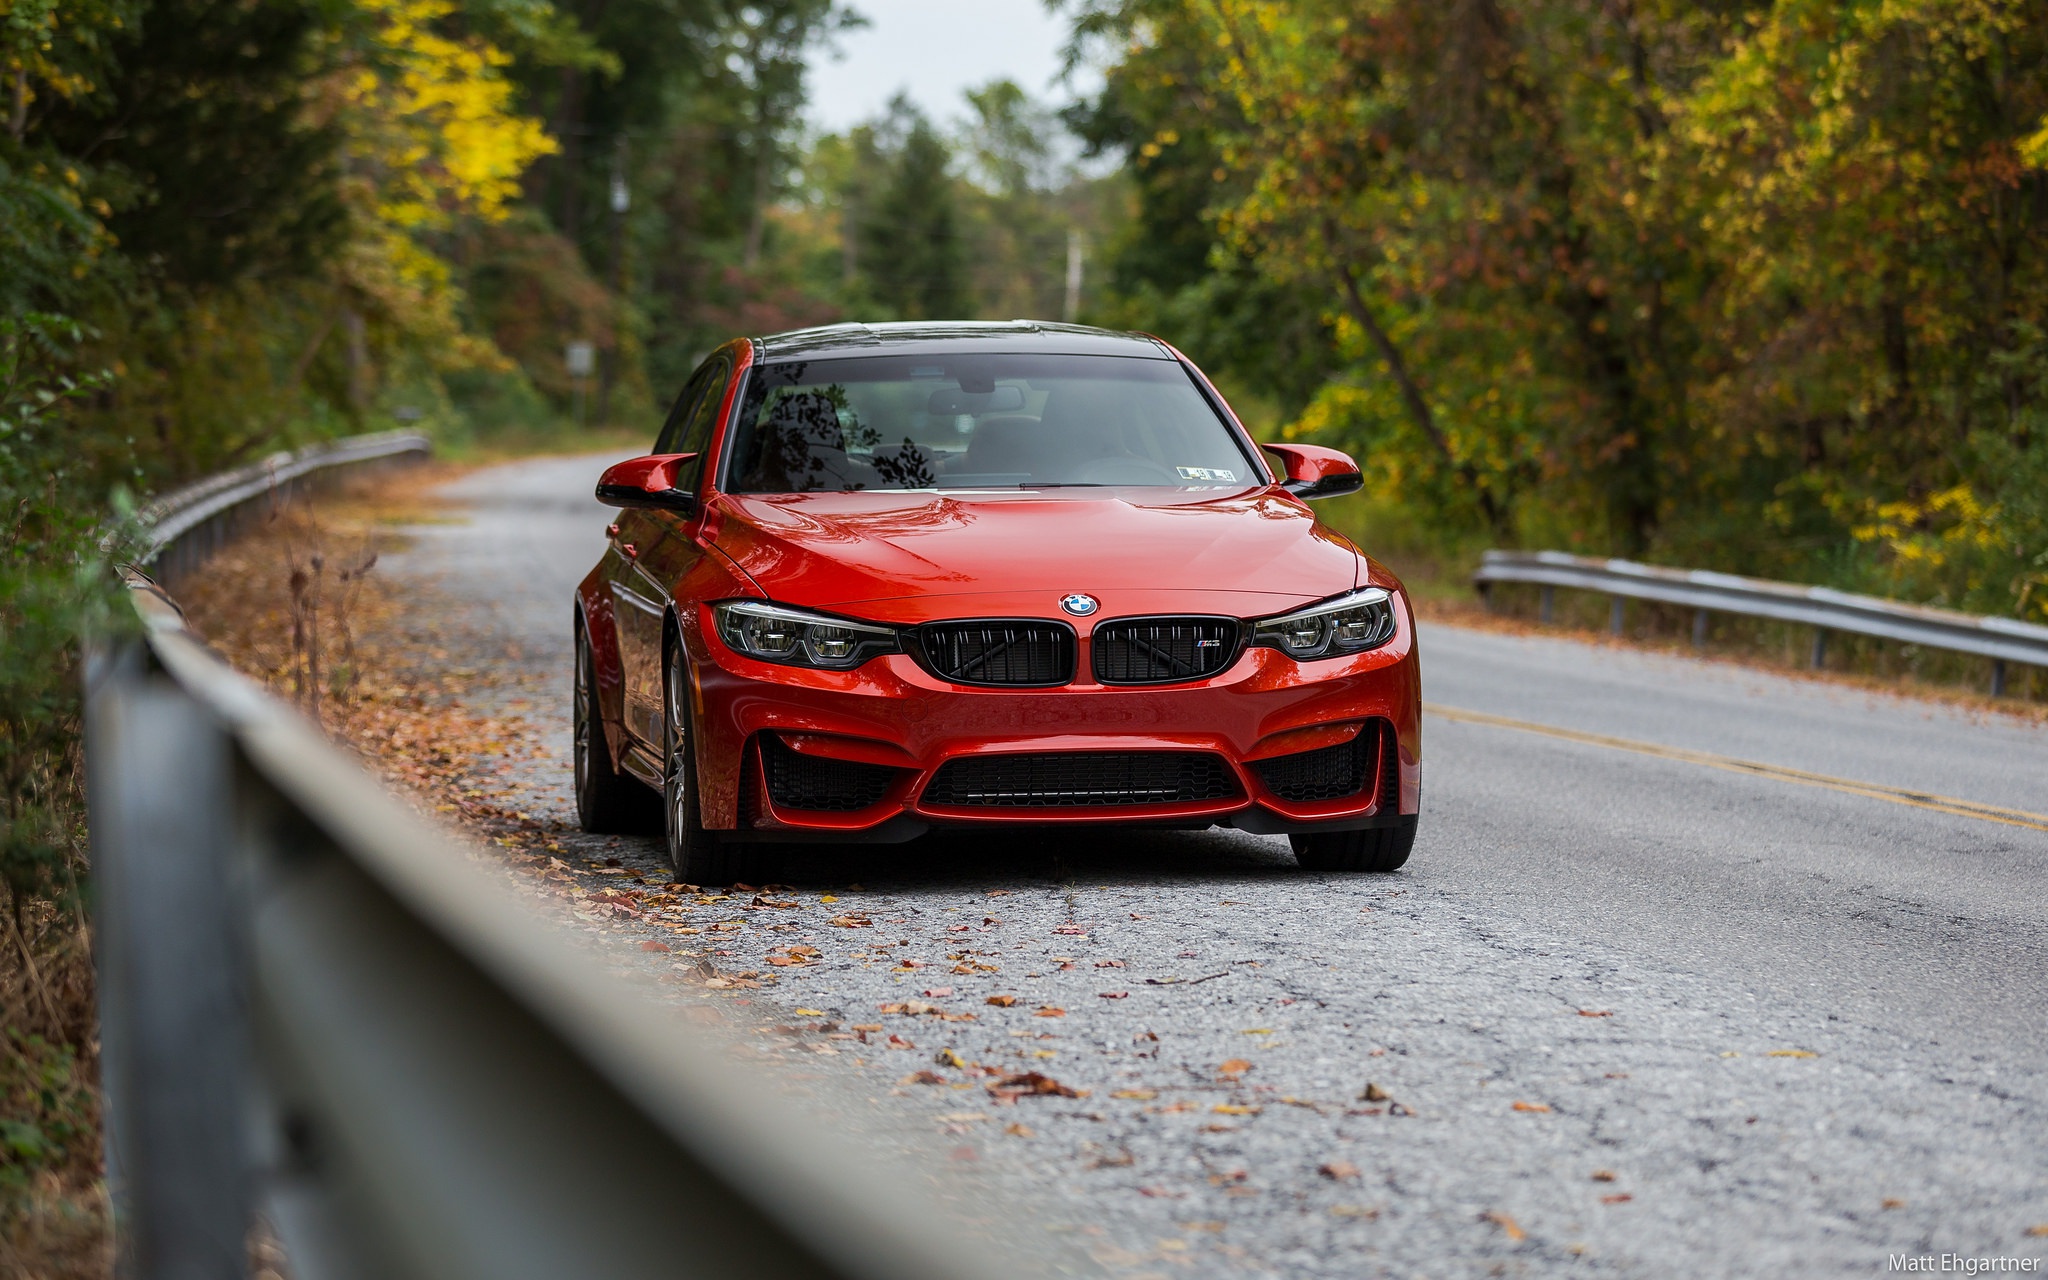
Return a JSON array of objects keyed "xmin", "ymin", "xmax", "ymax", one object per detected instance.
[{"xmin": 1425, "ymin": 703, "xmax": 2048, "ymax": 834}]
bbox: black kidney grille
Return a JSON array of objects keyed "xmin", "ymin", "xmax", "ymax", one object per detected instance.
[
  {"xmin": 1251, "ymin": 720, "xmax": 1397, "ymax": 804},
  {"xmin": 917, "ymin": 621, "xmax": 1075, "ymax": 686},
  {"xmin": 761, "ymin": 736, "xmax": 898, "ymax": 812},
  {"xmin": 1092, "ymin": 617, "xmax": 1239, "ymax": 684},
  {"xmin": 923, "ymin": 751, "xmax": 1240, "ymax": 809}
]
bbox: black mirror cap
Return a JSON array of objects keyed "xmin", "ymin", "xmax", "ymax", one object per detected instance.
[
  {"xmin": 1284, "ymin": 471, "xmax": 1365, "ymax": 501},
  {"xmin": 595, "ymin": 483, "xmax": 698, "ymax": 514}
]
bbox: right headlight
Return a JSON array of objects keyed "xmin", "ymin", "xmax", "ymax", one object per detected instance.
[
  {"xmin": 1249, "ymin": 587, "xmax": 1397, "ymax": 660},
  {"xmin": 712, "ymin": 600, "xmax": 899, "ymax": 670}
]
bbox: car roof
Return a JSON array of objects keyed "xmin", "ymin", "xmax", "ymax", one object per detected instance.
[{"xmin": 753, "ymin": 320, "xmax": 1173, "ymax": 362}]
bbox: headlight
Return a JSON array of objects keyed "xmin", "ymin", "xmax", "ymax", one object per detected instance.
[
  {"xmin": 713, "ymin": 601, "xmax": 899, "ymax": 670},
  {"xmin": 1250, "ymin": 588, "xmax": 1397, "ymax": 660}
]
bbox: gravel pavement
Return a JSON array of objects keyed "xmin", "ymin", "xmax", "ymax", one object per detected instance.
[{"xmin": 374, "ymin": 453, "xmax": 2048, "ymax": 1278}]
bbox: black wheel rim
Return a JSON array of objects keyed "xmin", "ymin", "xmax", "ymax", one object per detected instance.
[
  {"xmin": 573, "ymin": 638, "xmax": 592, "ymax": 806},
  {"xmin": 664, "ymin": 648, "xmax": 688, "ymax": 858}
]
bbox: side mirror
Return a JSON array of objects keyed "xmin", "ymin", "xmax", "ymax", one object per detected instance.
[
  {"xmin": 596, "ymin": 453, "xmax": 699, "ymax": 513},
  {"xmin": 1261, "ymin": 443, "xmax": 1362, "ymax": 500}
]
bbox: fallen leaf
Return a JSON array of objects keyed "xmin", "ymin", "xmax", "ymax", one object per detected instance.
[
  {"xmin": 1138, "ymin": 1187, "xmax": 1182, "ymax": 1199},
  {"xmin": 639, "ymin": 940, "xmax": 671, "ymax": 953},
  {"xmin": 986, "ymin": 994, "xmax": 1018, "ymax": 1007},
  {"xmin": 1767, "ymin": 1049, "xmax": 1819, "ymax": 1058},
  {"xmin": 1882, "ymin": 1198, "xmax": 1906, "ymax": 1210},
  {"xmin": 1005, "ymin": 1122, "xmax": 1033, "ymax": 1138},
  {"xmin": 1513, "ymin": 1101, "xmax": 1551, "ymax": 1113},
  {"xmin": 886, "ymin": 1034, "xmax": 916, "ymax": 1050},
  {"xmin": 1241, "ymin": 1028, "xmax": 1273, "ymax": 1036},
  {"xmin": 1112, "ymin": 1089, "xmax": 1157, "ymax": 1101},
  {"xmin": 1483, "ymin": 1211, "xmax": 1526, "ymax": 1243},
  {"xmin": 1601, "ymin": 1193, "xmax": 1633, "ymax": 1205},
  {"xmin": 1212, "ymin": 1104, "xmax": 1261, "ymax": 1116},
  {"xmin": 935, "ymin": 1047, "xmax": 967, "ymax": 1069},
  {"xmin": 1319, "ymin": 1160, "xmax": 1361, "ymax": 1181},
  {"xmin": 1591, "ymin": 1170, "xmax": 1616, "ymax": 1183},
  {"xmin": 1034, "ymin": 1006, "xmax": 1066, "ymax": 1018},
  {"xmin": 829, "ymin": 913, "xmax": 872, "ymax": 928},
  {"xmin": 1095, "ymin": 959, "xmax": 1126, "ymax": 968},
  {"xmin": 1360, "ymin": 1082, "xmax": 1390, "ymax": 1103},
  {"xmin": 900, "ymin": 1070, "xmax": 946, "ymax": 1085},
  {"xmin": 1053, "ymin": 925, "xmax": 1086, "ymax": 935},
  {"xmin": 1099, "ymin": 990, "xmax": 1130, "ymax": 1000},
  {"xmin": 794, "ymin": 1008, "xmax": 825, "ymax": 1017},
  {"xmin": 1578, "ymin": 1009, "xmax": 1613, "ymax": 1017},
  {"xmin": 1219, "ymin": 1059, "xmax": 1253, "ymax": 1080},
  {"xmin": 921, "ymin": 986, "xmax": 955, "ymax": 998},
  {"xmin": 987, "ymin": 1071, "xmax": 1087, "ymax": 1099},
  {"xmin": 2026, "ymin": 1224, "xmax": 2048, "ymax": 1237},
  {"xmin": 851, "ymin": 1023, "xmax": 882, "ymax": 1033},
  {"xmin": 1330, "ymin": 1205, "xmax": 1378, "ymax": 1220}
]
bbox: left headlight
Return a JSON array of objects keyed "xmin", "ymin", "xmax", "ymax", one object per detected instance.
[
  {"xmin": 712, "ymin": 600, "xmax": 900, "ymax": 670},
  {"xmin": 1250, "ymin": 587, "xmax": 1398, "ymax": 661}
]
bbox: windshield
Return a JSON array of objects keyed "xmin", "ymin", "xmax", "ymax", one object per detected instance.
[{"xmin": 722, "ymin": 353, "xmax": 1257, "ymax": 494}]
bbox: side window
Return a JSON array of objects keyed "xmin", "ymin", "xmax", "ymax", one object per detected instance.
[{"xmin": 666, "ymin": 353, "xmax": 733, "ymax": 492}]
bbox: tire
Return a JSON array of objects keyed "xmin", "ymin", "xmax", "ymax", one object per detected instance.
[
  {"xmin": 1290, "ymin": 817, "xmax": 1417, "ymax": 874},
  {"xmin": 663, "ymin": 638, "xmax": 752, "ymax": 885},
  {"xmin": 574, "ymin": 623, "xmax": 655, "ymax": 834}
]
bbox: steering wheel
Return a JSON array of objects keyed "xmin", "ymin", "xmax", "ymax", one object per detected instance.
[{"xmin": 1071, "ymin": 455, "xmax": 1181, "ymax": 485}]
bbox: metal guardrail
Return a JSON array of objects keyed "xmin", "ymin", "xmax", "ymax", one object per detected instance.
[
  {"xmin": 90, "ymin": 439, "xmax": 1049, "ymax": 1278},
  {"xmin": 119, "ymin": 429, "xmax": 432, "ymax": 585},
  {"xmin": 1473, "ymin": 550, "xmax": 2048, "ymax": 695}
]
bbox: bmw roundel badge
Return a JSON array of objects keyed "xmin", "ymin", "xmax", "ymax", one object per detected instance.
[{"xmin": 1059, "ymin": 593, "xmax": 1100, "ymax": 617}]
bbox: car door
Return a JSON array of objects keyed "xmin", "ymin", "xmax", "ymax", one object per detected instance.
[{"xmin": 613, "ymin": 349, "xmax": 737, "ymax": 753}]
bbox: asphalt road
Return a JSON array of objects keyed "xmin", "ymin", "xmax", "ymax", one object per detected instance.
[{"xmin": 383, "ymin": 453, "xmax": 2048, "ymax": 1278}]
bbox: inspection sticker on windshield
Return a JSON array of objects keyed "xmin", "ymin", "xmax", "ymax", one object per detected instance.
[{"xmin": 1176, "ymin": 466, "xmax": 1238, "ymax": 482}]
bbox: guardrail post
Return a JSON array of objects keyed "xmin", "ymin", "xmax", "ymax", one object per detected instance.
[
  {"xmin": 1810, "ymin": 628, "xmax": 1828, "ymax": 670},
  {"xmin": 1991, "ymin": 659, "xmax": 2007, "ymax": 698},
  {"xmin": 1540, "ymin": 586, "xmax": 1555, "ymax": 625},
  {"xmin": 1608, "ymin": 596, "xmax": 1624, "ymax": 636},
  {"xmin": 1692, "ymin": 609, "xmax": 1709, "ymax": 648},
  {"xmin": 88, "ymin": 646, "xmax": 251, "ymax": 1280}
]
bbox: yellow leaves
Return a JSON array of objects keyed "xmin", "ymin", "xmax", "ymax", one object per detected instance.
[
  {"xmin": 1767, "ymin": 1049, "xmax": 1819, "ymax": 1059},
  {"xmin": 343, "ymin": 0, "xmax": 557, "ymax": 230},
  {"xmin": 1512, "ymin": 1101, "xmax": 1551, "ymax": 1113}
]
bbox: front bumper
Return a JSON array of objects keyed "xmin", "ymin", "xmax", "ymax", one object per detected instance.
[{"xmin": 683, "ymin": 602, "xmax": 1421, "ymax": 841}]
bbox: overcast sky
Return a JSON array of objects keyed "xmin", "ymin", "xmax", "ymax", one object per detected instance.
[{"xmin": 805, "ymin": 0, "xmax": 1099, "ymax": 134}]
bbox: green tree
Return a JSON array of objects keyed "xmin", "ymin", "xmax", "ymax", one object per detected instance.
[{"xmin": 861, "ymin": 98, "xmax": 973, "ymax": 320}]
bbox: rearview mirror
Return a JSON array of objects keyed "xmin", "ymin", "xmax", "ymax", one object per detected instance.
[
  {"xmin": 596, "ymin": 453, "xmax": 698, "ymax": 513},
  {"xmin": 927, "ymin": 385, "xmax": 1027, "ymax": 415},
  {"xmin": 1261, "ymin": 443, "xmax": 1363, "ymax": 501}
]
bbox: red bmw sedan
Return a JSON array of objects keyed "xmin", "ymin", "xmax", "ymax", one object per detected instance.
[{"xmin": 574, "ymin": 322, "xmax": 1420, "ymax": 883}]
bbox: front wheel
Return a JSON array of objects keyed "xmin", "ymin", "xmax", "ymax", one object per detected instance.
[
  {"xmin": 664, "ymin": 641, "xmax": 752, "ymax": 886},
  {"xmin": 1291, "ymin": 817, "xmax": 1416, "ymax": 874},
  {"xmin": 575, "ymin": 624, "xmax": 654, "ymax": 834}
]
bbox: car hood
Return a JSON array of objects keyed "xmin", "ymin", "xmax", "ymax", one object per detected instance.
[{"xmin": 711, "ymin": 486, "xmax": 1363, "ymax": 619}]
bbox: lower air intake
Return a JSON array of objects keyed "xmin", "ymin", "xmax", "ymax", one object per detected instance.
[
  {"xmin": 1250, "ymin": 720, "xmax": 1398, "ymax": 805},
  {"xmin": 761, "ymin": 736, "xmax": 897, "ymax": 812},
  {"xmin": 923, "ymin": 751, "xmax": 1239, "ymax": 809}
]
